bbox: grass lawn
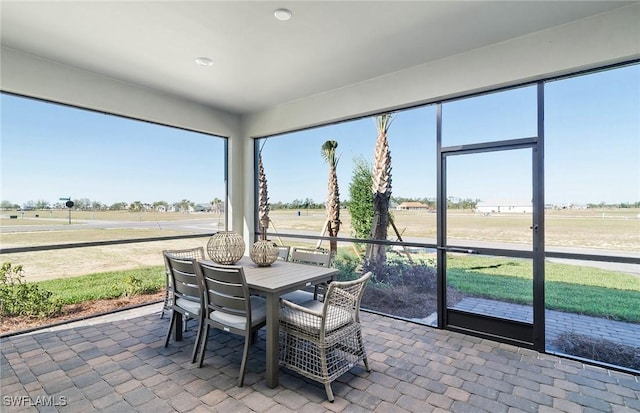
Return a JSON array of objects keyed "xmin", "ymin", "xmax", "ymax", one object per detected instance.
[
  {"xmin": 7, "ymin": 254, "xmax": 639, "ymax": 326},
  {"xmin": 36, "ymin": 266, "xmax": 165, "ymax": 304},
  {"xmin": 446, "ymin": 255, "xmax": 640, "ymax": 322}
]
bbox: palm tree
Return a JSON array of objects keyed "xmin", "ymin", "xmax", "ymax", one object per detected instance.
[
  {"xmin": 211, "ymin": 197, "xmax": 222, "ymax": 214},
  {"xmin": 129, "ymin": 200, "xmax": 143, "ymax": 212},
  {"xmin": 369, "ymin": 113, "xmax": 394, "ymax": 264},
  {"xmin": 179, "ymin": 199, "xmax": 191, "ymax": 213},
  {"xmin": 257, "ymin": 151, "xmax": 270, "ymax": 240},
  {"xmin": 321, "ymin": 140, "xmax": 341, "ymax": 258}
]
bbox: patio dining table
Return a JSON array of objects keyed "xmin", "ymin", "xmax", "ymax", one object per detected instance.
[{"xmin": 202, "ymin": 256, "xmax": 338, "ymax": 388}]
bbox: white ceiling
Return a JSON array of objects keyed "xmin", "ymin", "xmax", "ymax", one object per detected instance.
[{"xmin": 0, "ymin": 1, "xmax": 633, "ymax": 115}]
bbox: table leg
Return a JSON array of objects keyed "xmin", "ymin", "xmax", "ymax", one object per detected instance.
[
  {"xmin": 174, "ymin": 312, "xmax": 183, "ymax": 342},
  {"xmin": 265, "ymin": 292, "xmax": 279, "ymax": 388}
]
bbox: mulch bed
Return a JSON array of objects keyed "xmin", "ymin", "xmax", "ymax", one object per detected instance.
[
  {"xmin": 0, "ymin": 292, "xmax": 164, "ymax": 336},
  {"xmin": 553, "ymin": 332, "xmax": 640, "ymax": 371},
  {"xmin": 361, "ymin": 286, "xmax": 464, "ymax": 319}
]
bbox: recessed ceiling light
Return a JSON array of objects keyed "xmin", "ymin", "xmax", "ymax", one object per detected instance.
[
  {"xmin": 274, "ymin": 8, "xmax": 292, "ymax": 21},
  {"xmin": 194, "ymin": 57, "xmax": 214, "ymax": 67}
]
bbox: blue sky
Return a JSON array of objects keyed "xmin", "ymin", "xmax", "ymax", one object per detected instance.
[
  {"xmin": 262, "ymin": 64, "xmax": 638, "ymax": 205},
  {"xmin": 1, "ymin": 97, "xmax": 226, "ymax": 206},
  {"xmin": 1, "ymin": 64, "xmax": 638, "ymax": 207}
]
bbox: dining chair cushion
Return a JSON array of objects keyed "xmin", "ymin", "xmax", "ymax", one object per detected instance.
[
  {"xmin": 280, "ymin": 302, "xmax": 352, "ymax": 333},
  {"xmin": 209, "ymin": 296, "xmax": 267, "ymax": 330},
  {"xmin": 280, "ymin": 290, "xmax": 316, "ymax": 305},
  {"xmin": 175, "ymin": 297, "xmax": 201, "ymax": 316},
  {"xmin": 294, "ymin": 299, "xmax": 323, "ymax": 313}
]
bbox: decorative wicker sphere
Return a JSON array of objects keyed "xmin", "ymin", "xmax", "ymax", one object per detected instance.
[
  {"xmin": 207, "ymin": 231, "xmax": 245, "ymax": 265},
  {"xmin": 250, "ymin": 239, "xmax": 279, "ymax": 267}
]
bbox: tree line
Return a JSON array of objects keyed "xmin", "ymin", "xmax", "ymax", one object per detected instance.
[
  {"xmin": 3, "ymin": 198, "xmax": 636, "ymax": 213},
  {"xmin": 0, "ymin": 198, "xmax": 224, "ymax": 212}
]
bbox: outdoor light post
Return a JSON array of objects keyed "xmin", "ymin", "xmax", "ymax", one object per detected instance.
[{"xmin": 59, "ymin": 197, "xmax": 73, "ymax": 224}]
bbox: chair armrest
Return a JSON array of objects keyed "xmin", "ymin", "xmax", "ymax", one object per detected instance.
[{"xmin": 280, "ymin": 298, "xmax": 322, "ymax": 317}]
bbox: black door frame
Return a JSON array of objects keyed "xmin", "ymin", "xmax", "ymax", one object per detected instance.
[{"xmin": 436, "ymin": 83, "xmax": 545, "ymax": 351}]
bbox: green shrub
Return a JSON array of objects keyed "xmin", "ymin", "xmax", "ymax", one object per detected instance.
[
  {"xmin": 334, "ymin": 251, "xmax": 361, "ymax": 281},
  {"xmin": 348, "ymin": 157, "xmax": 374, "ymax": 240},
  {"xmin": 362, "ymin": 257, "xmax": 437, "ymax": 293},
  {"xmin": 123, "ymin": 275, "xmax": 143, "ymax": 296},
  {"xmin": 0, "ymin": 262, "xmax": 62, "ymax": 317},
  {"xmin": 332, "ymin": 253, "xmax": 440, "ymax": 319},
  {"xmin": 121, "ymin": 274, "xmax": 158, "ymax": 297}
]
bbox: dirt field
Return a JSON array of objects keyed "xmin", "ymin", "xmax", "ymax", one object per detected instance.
[
  {"xmin": 1, "ymin": 208, "xmax": 637, "ymax": 282},
  {"xmin": 269, "ymin": 208, "xmax": 639, "ymax": 251},
  {"xmin": 1, "ymin": 238, "xmax": 210, "ymax": 282}
]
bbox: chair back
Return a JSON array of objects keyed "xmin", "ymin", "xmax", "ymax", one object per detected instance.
[
  {"xmin": 277, "ymin": 246, "xmax": 291, "ymax": 261},
  {"xmin": 162, "ymin": 247, "xmax": 205, "ymax": 278},
  {"xmin": 321, "ymin": 272, "xmax": 372, "ymax": 330},
  {"xmin": 195, "ymin": 262, "xmax": 253, "ymax": 331},
  {"xmin": 164, "ymin": 246, "xmax": 205, "ymax": 260},
  {"xmin": 291, "ymin": 247, "xmax": 331, "ymax": 267},
  {"xmin": 163, "ymin": 254, "xmax": 200, "ymax": 301}
]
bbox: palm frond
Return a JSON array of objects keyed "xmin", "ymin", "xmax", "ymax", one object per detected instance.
[
  {"xmin": 375, "ymin": 113, "xmax": 395, "ymax": 136},
  {"xmin": 321, "ymin": 140, "xmax": 339, "ymax": 166}
]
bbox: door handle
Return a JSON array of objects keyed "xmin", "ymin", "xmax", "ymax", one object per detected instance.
[{"xmin": 437, "ymin": 246, "xmax": 476, "ymax": 254}]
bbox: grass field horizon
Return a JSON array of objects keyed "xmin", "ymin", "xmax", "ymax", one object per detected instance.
[
  {"xmin": 1, "ymin": 207, "xmax": 637, "ymax": 283},
  {"xmin": 2, "ymin": 207, "xmax": 638, "ymax": 251},
  {"xmin": 2, "ymin": 206, "xmax": 638, "ymax": 371}
]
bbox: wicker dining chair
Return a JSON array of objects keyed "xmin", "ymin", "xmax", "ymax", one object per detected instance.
[
  {"xmin": 162, "ymin": 254, "xmax": 202, "ymax": 363},
  {"xmin": 161, "ymin": 247, "xmax": 205, "ymax": 320},
  {"xmin": 279, "ymin": 271, "xmax": 372, "ymax": 402},
  {"xmin": 193, "ymin": 260, "xmax": 267, "ymax": 387},
  {"xmin": 289, "ymin": 247, "xmax": 331, "ymax": 267},
  {"xmin": 280, "ymin": 247, "xmax": 331, "ymax": 304}
]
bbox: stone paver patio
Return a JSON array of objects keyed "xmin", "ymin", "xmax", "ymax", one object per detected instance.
[
  {"xmin": 451, "ymin": 297, "xmax": 640, "ymax": 349},
  {"xmin": 1, "ymin": 302, "xmax": 639, "ymax": 412}
]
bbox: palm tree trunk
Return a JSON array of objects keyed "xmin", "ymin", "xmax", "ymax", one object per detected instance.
[
  {"xmin": 370, "ymin": 196, "xmax": 389, "ymax": 263},
  {"xmin": 322, "ymin": 140, "xmax": 341, "ymax": 260},
  {"xmin": 257, "ymin": 152, "xmax": 270, "ymax": 240},
  {"xmin": 327, "ymin": 219, "xmax": 339, "ymax": 258},
  {"xmin": 368, "ymin": 113, "xmax": 394, "ymax": 264}
]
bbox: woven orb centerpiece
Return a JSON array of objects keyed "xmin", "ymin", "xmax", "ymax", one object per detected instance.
[
  {"xmin": 250, "ymin": 239, "xmax": 279, "ymax": 267},
  {"xmin": 207, "ymin": 231, "xmax": 245, "ymax": 265}
]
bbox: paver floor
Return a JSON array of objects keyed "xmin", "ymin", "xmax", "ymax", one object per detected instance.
[
  {"xmin": 1, "ymin": 302, "xmax": 639, "ymax": 412},
  {"xmin": 452, "ymin": 297, "xmax": 640, "ymax": 348}
]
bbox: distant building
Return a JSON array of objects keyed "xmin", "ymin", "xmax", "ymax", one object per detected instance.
[
  {"xmin": 476, "ymin": 200, "xmax": 532, "ymax": 214},
  {"xmin": 397, "ymin": 201, "xmax": 431, "ymax": 211},
  {"xmin": 194, "ymin": 203, "xmax": 213, "ymax": 212}
]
